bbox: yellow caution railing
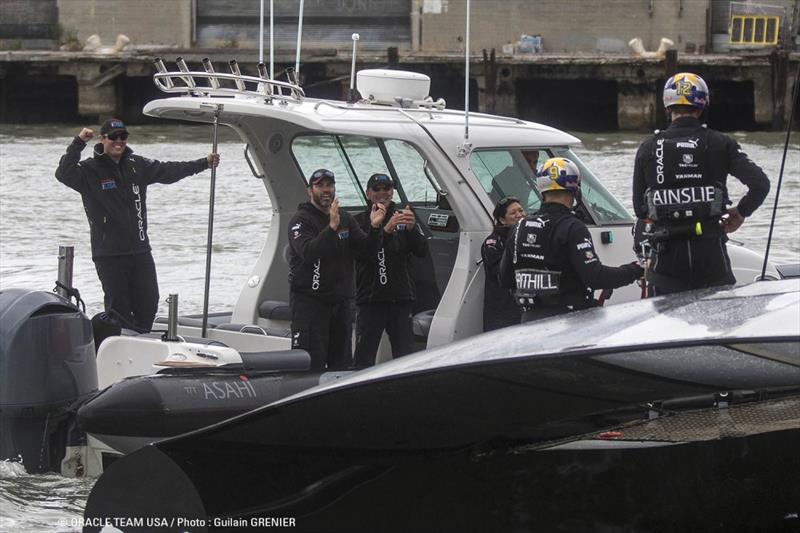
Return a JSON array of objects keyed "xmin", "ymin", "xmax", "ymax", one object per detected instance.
[{"xmin": 729, "ymin": 15, "xmax": 780, "ymax": 46}]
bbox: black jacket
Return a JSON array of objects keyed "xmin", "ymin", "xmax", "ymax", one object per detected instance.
[
  {"xmin": 354, "ymin": 203, "xmax": 428, "ymax": 304},
  {"xmin": 288, "ymin": 202, "xmax": 381, "ymax": 303},
  {"xmin": 500, "ymin": 203, "xmax": 642, "ymax": 308},
  {"xmin": 633, "ymin": 116, "xmax": 769, "ymax": 220},
  {"xmin": 481, "ymin": 225, "xmax": 521, "ymax": 330},
  {"xmin": 56, "ymin": 137, "xmax": 209, "ymax": 258}
]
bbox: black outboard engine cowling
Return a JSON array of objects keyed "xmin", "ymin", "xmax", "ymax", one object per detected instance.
[{"xmin": 0, "ymin": 289, "xmax": 97, "ymax": 473}]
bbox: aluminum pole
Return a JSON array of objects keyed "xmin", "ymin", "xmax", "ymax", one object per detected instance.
[{"xmin": 201, "ymin": 105, "xmax": 221, "ymax": 337}]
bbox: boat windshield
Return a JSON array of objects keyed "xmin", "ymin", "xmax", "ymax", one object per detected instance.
[
  {"xmin": 470, "ymin": 148, "xmax": 633, "ymax": 225},
  {"xmin": 292, "ymin": 134, "xmax": 440, "ymax": 208}
]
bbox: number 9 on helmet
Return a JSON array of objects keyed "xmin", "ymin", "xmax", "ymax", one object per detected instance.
[
  {"xmin": 535, "ymin": 157, "xmax": 581, "ymax": 195},
  {"xmin": 663, "ymin": 72, "xmax": 709, "ymax": 110}
]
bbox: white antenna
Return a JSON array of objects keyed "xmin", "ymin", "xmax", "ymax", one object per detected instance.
[
  {"xmin": 458, "ymin": 0, "xmax": 472, "ymax": 156},
  {"xmin": 259, "ymin": 0, "xmax": 264, "ymax": 63},
  {"xmin": 349, "ymin": 33, "xmax": 360, "ymax": 103},
  {"xmin": 295, "ymin": 0, "xmax": 305, "ymax": 76},
  {"xmin": 269, "ymin": 0, "xmax": 274, "ymax": 80}
]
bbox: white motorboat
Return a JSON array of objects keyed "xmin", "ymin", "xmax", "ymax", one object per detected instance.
[{"xmin": 0, "ymin": 60, "xmax": 789, "ymax": 478}]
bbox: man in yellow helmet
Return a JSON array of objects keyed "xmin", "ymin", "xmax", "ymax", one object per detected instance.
[
  {"xmin": 632, "ymin": 72, "xmax": 770, "ymax": 296},
  {"xmin": 500, "ymin": 158, "xmax": 643, "ymax": 322}
]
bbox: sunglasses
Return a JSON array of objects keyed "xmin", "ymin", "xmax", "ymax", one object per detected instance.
[
  {"xmin": 497, "ymin": 196, "xmax": 520, "ymax": 208},
  {"xmin": 106, "ymin": 132, "xmax": 129, "ymax": 141},
  {"xmin": 370, "ymin": 184, "xmax": 393, "ymax": 192}
]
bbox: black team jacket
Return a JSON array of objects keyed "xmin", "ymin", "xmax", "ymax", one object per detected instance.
[
  {"xmin": 288, "ymin": 202, "xmax": 382, "ymax": 304},
  {"xmin": 56, "ymin": 137, "xmax": 209, "ymax": 259},
  {"xmin": 354, "ymin": 202, "xmax": 428, "ymax": 305}
]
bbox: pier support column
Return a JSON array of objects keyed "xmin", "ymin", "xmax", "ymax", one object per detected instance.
[
  {"xmin": 753, "ymin": 66, "xmax": 773, "ymax": 127},
  {"xmin": 58, "ymin": 63, "xmax": 122, "ymax": 120},
  {"xmin": 618, "ymin": 82, "xmax": 657, "ymax": 131},
  {"xmin": 478, "ymin": 50, "xmax": 516, "ymax": 118}
]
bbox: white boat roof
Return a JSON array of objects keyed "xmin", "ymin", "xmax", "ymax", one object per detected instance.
[{"xmin": 143, "ymin": 93, "xmax": 581, "ymax": 149}]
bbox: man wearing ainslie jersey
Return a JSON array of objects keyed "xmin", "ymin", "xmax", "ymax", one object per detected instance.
[{"xmin": 632, "ymin": 72, "xmax": 770, "ymax": 295}]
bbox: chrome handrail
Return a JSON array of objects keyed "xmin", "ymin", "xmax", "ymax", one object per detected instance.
[{"xmin": 153, "ymin": 70, "xmax": 305, "ymax": 101}]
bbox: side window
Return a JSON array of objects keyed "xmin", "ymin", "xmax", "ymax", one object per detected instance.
[
  {"xmin": 555, "ymin": 148, "xmax": 633, "ymax": 224},
  {"xmin": 470, "ymin": 149, "xmax": 544, "ymax": 213},
  {"xmin": 385, "ymin": 140, "xmax": 438, "ymax": 206},
  {"xmin": 291, "ymin": 135, "xmax": 368, "ymax": 208}
]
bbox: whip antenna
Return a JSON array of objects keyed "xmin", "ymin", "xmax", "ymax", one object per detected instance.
[
  {"xmin": 295, "ymin": 0, "xmax": 305, "ymax": 77},
  {"xmin": 457, "ymin": 0, "xmax": 472, "ymax": 157},
  {"xmin": 259, "ymin": 0, "xmax": 264, "ymax": 63},
  {"xmin": 269, "ymin": 0, "xmax": 274, "ymax": 81},
  {"xmin": 464, "ymin": 0, "xmax": 471, "ymax": 144},
  {"xmin": 760, "ymin": 62, "xmax": 799, "ymax": 280}
]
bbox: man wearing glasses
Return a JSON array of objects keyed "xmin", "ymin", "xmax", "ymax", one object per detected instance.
[
  {"xmin": 288, "ymin": 169, "xmax": 386, "ymax": 370},
  {"xmin": 353, "ymin": 173, "xmax": 428, "ymax": 368},
  {"xmin": 55, "ymin": 118, "xmax": 219, "ymax": 332}
]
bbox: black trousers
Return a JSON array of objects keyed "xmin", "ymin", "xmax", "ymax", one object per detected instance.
[
  {"xmin": 353, "ymin": 301, "xmax": 415, "ymax": 369},
  {"xmin": 648, "ymin": 237, "xmax": 735, "ymax": 296},
  {"xmin": 93, "ymin": 252, "xmax": 159, "ymax": 332},
  {"xmin": 290, "ymin": 291, "xmax": 353, "ymax": 371}
]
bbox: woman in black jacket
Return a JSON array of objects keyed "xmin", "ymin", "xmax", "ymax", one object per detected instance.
[{"xmin": 481, "ymin": 197, "xmax": 525, "ymax": 331}]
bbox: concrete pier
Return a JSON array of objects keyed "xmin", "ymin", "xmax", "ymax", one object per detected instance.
[{"xmin": 0, "ymin": 48, "xmax": 797, "ymax": 131}]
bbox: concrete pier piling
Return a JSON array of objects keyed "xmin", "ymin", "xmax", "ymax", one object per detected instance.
[{"xmin": 0, "ymin": 48, "xmax": 797, "ymax": 131}]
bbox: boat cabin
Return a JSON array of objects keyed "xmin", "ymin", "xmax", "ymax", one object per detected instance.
[{"xmin": 141, "ymin": 63, "xmax": 768, "ymax": 357}]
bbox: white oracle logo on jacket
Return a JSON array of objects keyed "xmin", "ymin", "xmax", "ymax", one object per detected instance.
[
  {"xmin": 377, "ymin": 248, "xmax": 388, "ymax": 285},
  {"xmin": 311, "ymin": 259, "xmax": 321, "ymax": 290},
  {"xmin": 131, "ymin": 184, "xmax": 145, "ymax": 241}
]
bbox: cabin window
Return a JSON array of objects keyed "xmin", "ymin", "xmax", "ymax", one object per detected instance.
[
  {"xmin": 384, "ymin": 140, "xmax": 438, "ymax": 206},
  {"xmin": 554, "ymin": 148, "xmax": 633, "ymax": 224},
  {"xmin": 471, "ymin": 148, "xmax": 632, "ymax": 225},
  {"xmin": 292, "ymin": 135, "xmax": 369, "ymax": 207},
  {"xmin": 292, "ymin": 134, "xmax": 439, "ymax": 209},
  {"xmin": 470, "ymin": 149, "xmax": 545, "ymax": 213}
]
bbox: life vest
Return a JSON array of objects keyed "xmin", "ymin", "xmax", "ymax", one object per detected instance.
[
  {"xmin": 644, "ymin": 129, "xmax": 726, "ymax": 225},
  {"xmin": 510, "ymin": 209, "xmax": 571, "ymax": 306}
]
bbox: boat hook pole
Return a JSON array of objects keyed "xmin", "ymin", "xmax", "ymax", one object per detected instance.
[
  {"xmin": 759, "ymin": 62, "xmax": 799, "ymax": 280},
  {"xmin": 201, "ymin": 104, "xmax": 222, "ymax": 337}
]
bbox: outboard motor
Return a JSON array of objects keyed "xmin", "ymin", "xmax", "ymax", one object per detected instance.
[{"xmin": 0, "ymin": 289, "xmax": 97, "ymax": 473}]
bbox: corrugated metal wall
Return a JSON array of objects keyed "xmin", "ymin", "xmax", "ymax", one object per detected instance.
[{"xmin": 196, "ymin": 0, "xmax": 411, "ymax": 50}]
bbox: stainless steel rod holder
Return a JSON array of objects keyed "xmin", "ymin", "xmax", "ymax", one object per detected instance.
[
  {"xmin": 56, "ymin": 245, "xmax": 74, "ymax": 299},
  {"xmin": 229, "ymin": 60, "xmax": 246, "ymax": 91},
  {"xmin": 176, "ymin": 57, "xmax": 196, "ymax": 88},
  {"xmin": 165, "ymin": 293, "xmax": 179, "ymax": 341},
  {"xmin": 154, "ymin": 57, "xmax": 174, "ymax": 89},
  {"xmin": 202, "ymin": 57, "xmax": 220, "ymax": 89},
  {"xmin": 257, "ymin": 62, "xmax": 273, "ymax": 95}
]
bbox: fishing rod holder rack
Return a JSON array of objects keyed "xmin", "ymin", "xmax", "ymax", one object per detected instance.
[{"xmin": 153, "ymin": 58, "xmax": 305, "ymax": 102}]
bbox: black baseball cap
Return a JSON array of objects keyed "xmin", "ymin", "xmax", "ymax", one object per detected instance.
[
  {"xmin": 366, "ymin": 173, "xmax": 395, "ymax": 190},
  {"xmin": 100, "ymin": 118, "xmax": 128, "ymax": 136},
  {"xmin": 308, "ymin": 168, "xmax": 335, "ymax": 186}
]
